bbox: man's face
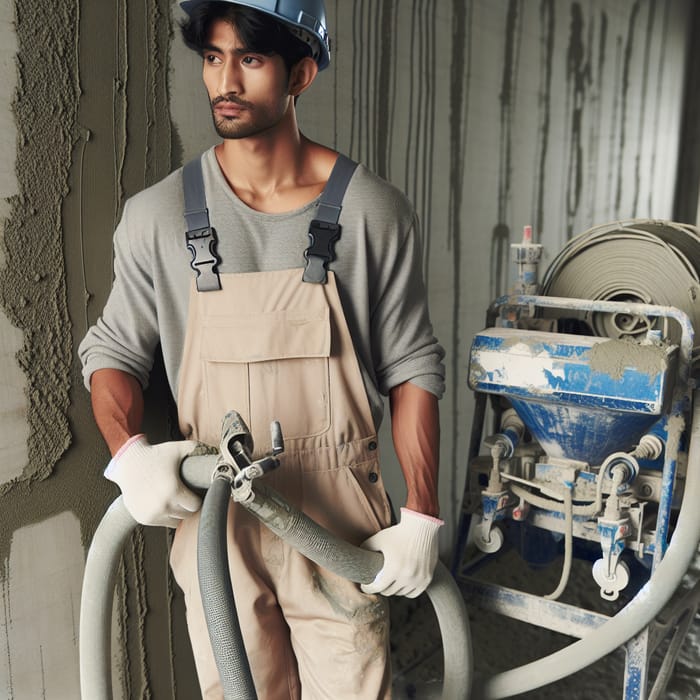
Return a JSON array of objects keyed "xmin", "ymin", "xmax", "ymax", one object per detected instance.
[{"xmin": 202, "ymin": 19, "xmax": 291, "ymax": 140}]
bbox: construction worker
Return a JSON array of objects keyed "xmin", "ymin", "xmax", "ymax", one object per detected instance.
[{"xmin": 79, "ymin": 1, "xmax": 445, "ymax": 697}]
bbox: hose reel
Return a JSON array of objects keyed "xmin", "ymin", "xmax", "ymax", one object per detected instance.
[{"xmin": 540, "ymin": 219, "xmax": 700, "ymax": 363}]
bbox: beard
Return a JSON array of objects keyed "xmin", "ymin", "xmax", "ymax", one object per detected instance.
[{"xmin": 210, "ymin": 94, "xmax": 285, "ymax": 140}]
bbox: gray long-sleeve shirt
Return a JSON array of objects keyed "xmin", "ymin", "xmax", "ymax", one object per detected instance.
[{"xmin": 79, "ymin": 147, "xmax": 445, "ymax": 431}]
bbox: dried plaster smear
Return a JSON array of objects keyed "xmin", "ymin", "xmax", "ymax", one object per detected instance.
[
  {"xmin": 0, "ymin": 4, "xmax": 27, "ymax": 482},
  {"xmin": 0, "ymin": 0, "xmax": 78, "ymax": 490}
]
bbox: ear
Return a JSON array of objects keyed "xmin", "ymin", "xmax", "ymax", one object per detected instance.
[{"xmin": 288, "ymin": 56, "xmax": 318, "ymax": 97}]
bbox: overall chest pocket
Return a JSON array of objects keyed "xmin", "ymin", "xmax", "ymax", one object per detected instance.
[{"xmin": 201, "ymin": 307, "xmax": 332, "ymax": 443}]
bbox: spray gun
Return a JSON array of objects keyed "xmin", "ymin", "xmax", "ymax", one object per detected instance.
[{"xmin": 212, "ymin": 411, "xmax": 285, "ymax": 504}]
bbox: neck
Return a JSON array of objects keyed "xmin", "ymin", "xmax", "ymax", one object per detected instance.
[
  {"xmin": 213, "ymin": 107, "xmax": 338, "ymax": 213},
  {"xmin": 215, "ymin": 107, "xmax": 305, "ymax": 191}
]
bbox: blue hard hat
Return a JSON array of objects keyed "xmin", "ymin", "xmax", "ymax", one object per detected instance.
[{"xmin": 180, "ymin": 0, "xmax": 331, "ymax": 70}]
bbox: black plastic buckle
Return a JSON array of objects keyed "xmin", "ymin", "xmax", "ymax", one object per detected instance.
[
  {"xmin": 303, "ymin": 219, "xmax": 341, "ymax": 283},
  {"xmin": 186, "ymin": 226, "xmax": 221, "ymax": 292}
]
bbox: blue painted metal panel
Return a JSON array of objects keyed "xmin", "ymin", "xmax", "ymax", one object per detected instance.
[
  {"xmin": 469, "ymin": 327, "xmax": 675, "ymax": 463},
  {"xmin": 509, "ymin": 399, "xmax": 658, "ymax": 463},
  {"xmin": 469, "ymin": 329, "xmax": 671, "ymax": 411}
]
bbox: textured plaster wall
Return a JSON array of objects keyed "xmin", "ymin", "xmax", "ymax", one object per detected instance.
[
  {"xmin": 0, "ymin": 1, "xmax": 25, "ymax": 482},
  {"xmin": 0, "ymin": 0, "xmax": 696, "ymax": 697},
  {"xmin": 0, "ymin": 0, "xmax": 198, "ymax": 697}
]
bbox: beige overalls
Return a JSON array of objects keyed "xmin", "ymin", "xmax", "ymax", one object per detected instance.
[{"xmin": 170, "ymin": 263, "xmax": 394, "ymax": 698}]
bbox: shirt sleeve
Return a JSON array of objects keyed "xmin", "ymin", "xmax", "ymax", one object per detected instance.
[
  {"xmin": 370, "ymin": 211, "xmax": 445, "ymax": 399},
  {"xmin": 78, "ymin": 198, "xmax": 160, "ymax": 391}
]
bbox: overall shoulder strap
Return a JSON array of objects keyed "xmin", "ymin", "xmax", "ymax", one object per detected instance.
[
  {"xmin": 303, "ymin": 154, "xmax": 359, "ymax": 284},
  {"xmin": 183, "ymin": 156, "xmax": 222, "ymax": 292}
]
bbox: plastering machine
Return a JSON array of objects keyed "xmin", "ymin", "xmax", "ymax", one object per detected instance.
[{"xmin": 454, "ymin": 220, "xmax": 700, "ymax": 698}]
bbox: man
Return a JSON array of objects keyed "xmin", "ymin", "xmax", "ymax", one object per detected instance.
[{"xmin": 79, "ymin": 1, "xmax": 445, "ymax": 697}]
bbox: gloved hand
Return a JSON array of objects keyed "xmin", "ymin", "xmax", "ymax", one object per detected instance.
[
  {"xmin": 360, "ymin": 507, "xmax": 443, "ymax": 598},
  {"xmin": 105, "ymin": 435, "xmax": 202, "ymax": 528}
]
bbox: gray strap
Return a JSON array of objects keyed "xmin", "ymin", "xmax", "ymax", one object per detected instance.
[
  {"xmin": 303, "ymin": 154, "xmax": 359, "ymax": 283},
  {"xmin": 183, "ymin": 157, "xmax": 221, "ymax": 292},
  {"xmin": 183, "ymin": 153, "xmax": 358, "ymax": 288}
]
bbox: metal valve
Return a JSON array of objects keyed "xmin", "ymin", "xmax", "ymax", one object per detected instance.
[{"xmin": 215, "ymin": 413, "xmax": 285, "ymax": 503}]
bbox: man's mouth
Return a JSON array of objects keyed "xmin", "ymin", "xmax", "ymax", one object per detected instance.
[{"xmin": 215, "ymin": 102, "xmax": 245, "ymax": 117}]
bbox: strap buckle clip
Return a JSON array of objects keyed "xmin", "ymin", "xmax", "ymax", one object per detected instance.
[
  {"xmin": 186, "ymin": 225, "xmax": 221, "ymax": 292},
  {"xmin": 303, "ymin": 219, "xmax": 341, "ymax": 284}
]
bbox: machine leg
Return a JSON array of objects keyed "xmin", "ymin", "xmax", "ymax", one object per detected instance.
[{"xmin": 623, "ymin": 628, "xmax": 650, "ymax": 700}]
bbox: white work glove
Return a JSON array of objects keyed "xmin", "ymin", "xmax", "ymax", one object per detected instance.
[
  {"xmin": 360, "ymin": 507, "xmax": 443, "ymax": 598},
  {"xmin": 105, "ymin": 435, "xmax": 202, "ymax": 528}
]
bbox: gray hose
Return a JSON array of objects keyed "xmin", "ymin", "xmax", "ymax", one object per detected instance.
[
  {"xmin": 243, "ymin": 484, "xmax": 473, "ymax": 699},
  {"xmin": 181, "ymin": 459, "xmax": 473, "ymax": 699},
  {"xmin": 481, "ymin": 388, "xmax": 700, "ymax": 698},
  {"xmin": 198, "ymin": 475, "xmax": 256, "ymax": 699},
  {"xmin": 239, "ymin": 481, "xmax": 385, "ymax": 583},
  {"xmin": 79, "ymin": 497, "xmax": 136, "ymax": 700},
  {"xmin": 81, "ymin": 458, "xmax": 473, "ymax": 700}
]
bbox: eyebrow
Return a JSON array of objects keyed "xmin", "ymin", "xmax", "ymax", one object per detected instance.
[
  {"xmin": 201, "ymin": 42, "xmax": 263, "ymax": 56},
  {"xmin": 201, "ymin": 42, "xmax": 222, "ymax": 54}
]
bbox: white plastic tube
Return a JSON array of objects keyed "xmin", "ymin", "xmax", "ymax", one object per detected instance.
[{"xmin": 482, "ymin": 389, "xmax": 700, "ymax": 698}]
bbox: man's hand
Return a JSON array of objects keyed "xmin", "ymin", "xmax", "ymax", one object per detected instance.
[
  {"xmin": 360, "ymin": 507, "xmax": 443, "ymax": 598},
  {"xmin": 105, "ymin": 435, "xmax": 202, "ymax": 528}
]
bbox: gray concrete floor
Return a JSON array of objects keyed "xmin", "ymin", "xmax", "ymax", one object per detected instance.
[
  {"xmin": 390, "ymin": 549, "xmax": 700, "ymax": 699},
  {"xmin": 390, "ymin": 594, "xmax": 443, "ymax": 699}
]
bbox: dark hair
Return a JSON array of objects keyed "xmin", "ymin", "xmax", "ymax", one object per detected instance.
[{"xmin": 180, "ymin": 2, "xmax": 313, "ymax": 74}]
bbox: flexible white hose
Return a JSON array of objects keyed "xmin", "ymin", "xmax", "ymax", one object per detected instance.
[
  {"xmin": 483, "ymin": 389, "xmax": 700, "ymax": 698},
  {"xmin": 543, "ymin": 485, "xmax": 573, "ymax": 601},
  {"xmin": 509, "ymin": 482, "xmax": 601, "ymax": 517},
  {"xmin": 505, "ymin": 482, "xmax": 574, "ymax": 600},
  {"xmin": 79, "ymin": 497, "xmax": 136, "ymax": 700}
]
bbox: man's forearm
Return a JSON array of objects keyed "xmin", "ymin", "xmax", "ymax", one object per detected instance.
[
  {"xmin": 389, "ymin": 381, "xmax": 440, "ymax": 517},
  {"xmin": 90, "ymin": 368, "xmax": 145, "ymax": 456}
]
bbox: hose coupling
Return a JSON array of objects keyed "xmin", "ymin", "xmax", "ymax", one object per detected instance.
[
  {"xmin": 632, "ymin": 434, "xmax": 664, "ymax": 461},
  {"xmin": 484, "ymin": 408, "xmax": 525, "ymax": 460},
  {"xmin": 211, "ymin": 460, "xmax": 236, "ymax": 484},
  {"xmin": 232, "ymin": 456, "xmax": 281, "ymax": 502},
  {"xmin": 600, "ymin": 452, "xmax": 639, "ymax": 491}
]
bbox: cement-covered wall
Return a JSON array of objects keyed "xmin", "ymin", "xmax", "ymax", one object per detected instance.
[
  {"xmin": 0, "ymin": 0, "xmax": 695, "ymax": 697},
  {"xmin": 0, "ymin": 1, "xmax": 198, "ymax": 696}
]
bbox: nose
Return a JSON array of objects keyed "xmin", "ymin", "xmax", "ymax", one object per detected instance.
[{"xmin": 217, "ymin": 59, "xmax": 242, "ymax": 97}]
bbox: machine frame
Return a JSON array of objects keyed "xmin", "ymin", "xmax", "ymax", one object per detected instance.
[{"xmin": 453, "ymin": 294, "xmax": 699, "ymax": 699}]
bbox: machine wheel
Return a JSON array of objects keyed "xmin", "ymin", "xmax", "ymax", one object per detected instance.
[
  {"xmin": 475, "ymin": 525, "xmax": 505, "ymax": 554},
  {"xmin": 592, "ymin": 558, "xmax": 630, "ymax": 601}
]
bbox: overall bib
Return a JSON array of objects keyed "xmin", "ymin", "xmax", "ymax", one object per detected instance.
[{"xmin": 169, "ymin": 155, "xmax": 393, "ymax": 699}]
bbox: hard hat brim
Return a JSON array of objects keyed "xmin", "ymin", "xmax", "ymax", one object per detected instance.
[{"xmin": 179, "ymin": 0, "xmax": 330, "ymax": 70}]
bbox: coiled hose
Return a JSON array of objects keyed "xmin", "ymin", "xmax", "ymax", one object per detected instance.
[
  {"xmin": 80, "ymin": 457, "xmax": 473, "ymax": 700},
  {"xmin": 540, "ymin": 219, "xmax": 700, "ymax": 352}
]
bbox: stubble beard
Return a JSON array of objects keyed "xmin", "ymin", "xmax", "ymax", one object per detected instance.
[
  {"xmin": 211, "ymin": 111, "xmax": 259, "ymax": 139},
  {"xmin": 210, "ymin": 114, "xmax": 247, "ymax": 140},
  {"xmin": 210, "ymin": 95, "xmax": 288, "ymax": 140}
]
